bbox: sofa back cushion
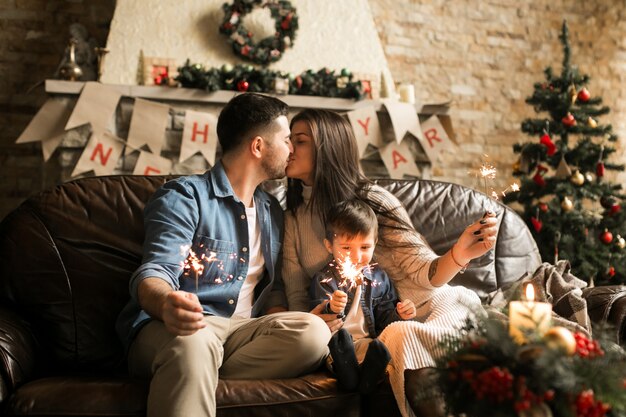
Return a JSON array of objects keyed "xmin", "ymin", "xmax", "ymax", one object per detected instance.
[
  {"xmin": 0, "ymin": 176, "xmax": 170, "ymax": 372},
  {"xmin": 374, "ymin": 179, "xmax": 541, "ymax": 299}
]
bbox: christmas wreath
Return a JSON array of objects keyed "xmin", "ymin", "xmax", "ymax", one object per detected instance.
[{"xmin": 219, "ymin": 0, "xmax": 298, "ymax": 66}]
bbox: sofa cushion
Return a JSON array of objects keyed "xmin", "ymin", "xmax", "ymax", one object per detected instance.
[{"xmin": 5, "ymin": 372, "xmax": 361, "ymax": 417}]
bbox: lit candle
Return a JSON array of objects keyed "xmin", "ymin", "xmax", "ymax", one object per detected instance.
[
  {"xmin": 398, "ymin": 84, "xmax": 415, "ymax": 104},
  {"xmin": 509, "ymin": 284, "xmax": 552, "ymax": 344}
]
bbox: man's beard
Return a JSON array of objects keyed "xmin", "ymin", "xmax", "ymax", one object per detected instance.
[{"xmin": 261, "ymin": 152, "xmax": 287, "ymax": 180}]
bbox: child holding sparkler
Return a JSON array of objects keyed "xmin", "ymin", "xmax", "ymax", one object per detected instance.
[{"xmin": 310, "ymin": 199, "xmax": 417, "ymax": 393}]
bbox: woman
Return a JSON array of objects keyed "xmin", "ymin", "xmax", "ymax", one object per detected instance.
[{"xmin": 282, "ymin": 109, "xmax": 498, "ymax": 417}]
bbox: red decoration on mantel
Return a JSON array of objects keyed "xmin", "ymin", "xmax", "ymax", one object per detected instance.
[
  {"xmin": 152, "ymin": 65, "xmax": 169, "ymax": 86},
  {"xmin": 237, "ymin": 80, "xmax": 249, "ymax": 92}
]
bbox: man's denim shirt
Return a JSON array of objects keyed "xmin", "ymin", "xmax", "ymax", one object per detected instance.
[
  {"xmin": 309, "ymin": 260, "xmax": 402, "ymax": 337},
  {"xmin": 116, "ymin": 161, "xmax": 287, "ymax": 348}
]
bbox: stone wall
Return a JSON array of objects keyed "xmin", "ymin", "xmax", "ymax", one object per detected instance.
[{"xmin": 1, "ymin": 0, "xmax": 625, "ymax": 220}]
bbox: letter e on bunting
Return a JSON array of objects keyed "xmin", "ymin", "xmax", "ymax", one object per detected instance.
[
  {"xmin": 347, "ymin": 106, "xmax": 383, "ymax": 157},
  {"xmin": 379, "ymin": 140, "xmax": 420, "ymax": 179},
  {"xmin": 180, "ymin": 110, "xmax": 218, "ymax": 165},
  {"xmin": 417, "ymin": 115, "xmax": 454, "ymax": 162},
  {"xmin": 71, "ymin": 131, "xmax": 124, "ymax": 177},
  {"xmin": 133, "ymin": 150, "xmax": 172, "ymax": 175}
]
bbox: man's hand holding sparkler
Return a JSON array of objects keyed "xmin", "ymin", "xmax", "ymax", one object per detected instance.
[
  {"xmin": 329, "ymin": 290, "xmax": 348, "ymax": 315},
  {"xmin": 396, "ymin": 299, "xmax": 417, "ymax": 320},
  {"xmin": 161, "ymin": 290, "xmax": 206, "ymax": 336}
]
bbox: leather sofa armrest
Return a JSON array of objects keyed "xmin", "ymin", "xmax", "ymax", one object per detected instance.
[
  {"xmin": 582, "ymin": 285, "xmax": 626, "ymax": 345},
  {"xmin": 0, "ymin": 305, "xmax": 38, "ymax": 402}
]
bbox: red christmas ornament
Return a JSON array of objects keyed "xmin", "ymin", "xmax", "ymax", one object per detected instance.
[
  {"xmin": 577, "ymin": 87, "xmax": 590, "ymax": 102},
  {"xmin": 237, "ymin": 80, "xmax": 249, "ymax": 92},
  {"xmin": 241, "ymin": 45, "xmax": 251, "ymax": 56},
  {"xmin": 540, "ymin": 134, "xmax": 556, "ymax": 156},
  {"xmin": 610, "ymin": 204, "xmax": 621, "ymax": 215},
  {"xmin": 562, "ymin": 113, "xmax": 577, "ymax": 127},
  {"xmin": 539, "ymin": 202, "xmax": 548, "ymax": 212},
  {"xmin": 531, "ymin": 216, "xmax": 543, "ymax": 233},
  {"xmin": 600, "ymin": 229, "xmax": 613, "ymax": 244},
  {"xmin": 596, "ymin": 161, "xmax": 605, "ymax": 178},
  {"xmin": 608, "ymin": 266, "xmax": 616, "ymax": 277}
]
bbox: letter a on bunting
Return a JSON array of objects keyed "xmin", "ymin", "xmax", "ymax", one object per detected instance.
[
  {"xmin": 379, "ymin": 140, "xmax": 420, "ymax": 179},
  {"xmin": 180, "ymin": 110, "xmax": 218, "ymax": 165}
]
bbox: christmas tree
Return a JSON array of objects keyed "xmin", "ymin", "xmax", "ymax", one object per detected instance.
[{"xmin": 504, "ymin": 21, "xmax": 626, "ymax": 286}]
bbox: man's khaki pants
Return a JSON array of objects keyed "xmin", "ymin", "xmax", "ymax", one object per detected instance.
[{"xmin": 128, "ymin": 312, "xmax": 331, "ymax": 417}]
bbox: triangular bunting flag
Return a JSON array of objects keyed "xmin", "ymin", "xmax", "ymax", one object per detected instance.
[
  {"xmin": 71, "ymin": 131, "xmax": 124, "ymax": 177},
  {"xmin": 416, "ymin": 115, "xmax": 455, "ymax": 162},
  {"xmin": 133, "ymin": 150, "xmax": 173, "ymax": 175},
  {"xmin": 379, "ymin": 140, "xmax": 420, "ymax": 179},
  {"xmin": 180, "ymin": 110, "xmax": 218, "ymax": 165},
  {"xmin": 346, "ymin": 106, "xmax": 383, "ymax": 157},
  {"xmin": 382, "ymin": 100, "xmax": 421, "ymax": 143},
  {"xmin": 65, "ymin": 82, "xmax": 122, "ymax": 132},
  {"xmin": 127, "ymin": 98, "xmax": 170, "ymax": 155}
]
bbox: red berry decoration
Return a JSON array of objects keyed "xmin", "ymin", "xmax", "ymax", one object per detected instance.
[
  {"xmin": 540, "ymin": 134, "xmax": 557, "ymax": 156},
  {"xmin": 539, "ymin": 202, "xmax": 548, "ymax": 212},
  {"xmin": 577, "ymin": 87, "xmax": 591, "ymax": 102},
  {"xmin": 237, "ymin": 80, "xmax": 249, "ymax": 92},
  {"xmin": 600, "ymin": 229, "xmax": 613, "ymax": 244},
  {"xmin": 562, "ymin": 113, "xmax": 577, "ymax": 127},
  {"xmin": 608, "ymin": 266, "xmax": 616, "ymax": 277}
]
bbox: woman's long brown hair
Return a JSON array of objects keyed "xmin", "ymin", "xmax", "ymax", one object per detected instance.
[{"xmin": 286, "ymin": 109, "xmax": 414, "ymax": 245}]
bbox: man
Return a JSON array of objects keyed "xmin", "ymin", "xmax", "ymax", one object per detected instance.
[{"xmin": 116, "ymin": 93, "xmax": 331, "ymax": 417}]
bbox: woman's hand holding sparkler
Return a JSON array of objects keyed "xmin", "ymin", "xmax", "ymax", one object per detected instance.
[
  {"xmin": 396, "ymin": 299, "xmax": 417, "ymax": 320},
  {"xmin": 161, "ymin": 290, "xmax": 206, "ymax": 336},
  {"xmin": 329, "ymin": 290, "xmax": 348, "ymax": 315},
  {"xmin": 452, "ymin": 211, "xmax": 499, "ymax": 265}
]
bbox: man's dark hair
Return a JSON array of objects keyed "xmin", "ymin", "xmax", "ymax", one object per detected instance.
[
  {"xmin": 216, "ymin": 93, "xmax": 289, "ymax": 154},
  {"xmin": 325, "ymin": 199, "xmax": 378, "ymax": 242}
]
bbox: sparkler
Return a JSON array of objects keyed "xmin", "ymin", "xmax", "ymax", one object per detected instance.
[
  {"xmin": 180, "ymin": 245, "xmax": 218, "ymax": 292},
  {"xmin": 474, "ymin": 155, "xmax": 520, "ymax": 201}
]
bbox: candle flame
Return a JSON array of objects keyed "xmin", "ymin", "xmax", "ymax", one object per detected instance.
[{"xmin": 525, "ymin": 284, "xmax": 535, "ymax": 302}]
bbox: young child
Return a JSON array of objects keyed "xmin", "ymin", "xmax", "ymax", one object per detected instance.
[{"xmin": 310, "ymin": 198, "xmax": 417, "ymax": 394}]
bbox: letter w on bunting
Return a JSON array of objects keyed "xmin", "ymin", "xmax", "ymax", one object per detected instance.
[
  {"xmin": 180, "ymin": 110, "xmax": 218, "ymax": 165},
  {"xmin": 346, "ymin": 106, "xmax": 383, "ymax": 157}
]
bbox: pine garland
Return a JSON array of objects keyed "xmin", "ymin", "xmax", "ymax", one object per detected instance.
[{"xmin": 175, "ymin": 60, "xmax": 366, "ymax": 100}]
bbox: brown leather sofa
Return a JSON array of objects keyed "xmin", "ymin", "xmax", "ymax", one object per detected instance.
[{"xmin": 1, "ymin": 175, "xmax": 624, "ymax": 417}]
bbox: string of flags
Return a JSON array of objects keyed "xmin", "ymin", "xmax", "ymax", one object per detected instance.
[{"xmin": 16, "ymin": 82, "xmax": 457, "ymax": 179}]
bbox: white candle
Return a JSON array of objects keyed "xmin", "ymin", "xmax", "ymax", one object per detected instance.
[
  {"xmin": 398, "ymin": 84, "xmax": 415, "ymax": 104},
  {"xmin": 509, "ymin": 284, "xmax": 552, "ymax": 344}
]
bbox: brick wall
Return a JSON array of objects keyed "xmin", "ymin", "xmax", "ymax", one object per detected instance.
[{"xmin": 1, "ymin": 0, "xmax": 625, "ymax": 219}]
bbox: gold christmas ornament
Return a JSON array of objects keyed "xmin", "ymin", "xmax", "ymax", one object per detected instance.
[
  {"xmin": 561, "ymin": 196, "xmax": 573, "ymax": 212},
  {"xmin": 568, "ymin": 84, "xmax": 577, "ymax": 105},
  {"xmin": 543, "ymin": 326, "xmax": 576, "ymax": 355},
  {"xmin": 587, "ymin": 117, "xmax": 597, "ymax": 128},
  {"xmin": 617, "ymin": 235, "xmax": 626, "ymax": 249},
  {"xmin": 570, "ymin": 170, "xmax": 584, "ymax": 186}
]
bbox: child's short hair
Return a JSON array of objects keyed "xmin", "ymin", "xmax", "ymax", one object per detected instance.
[{"xmin": 325, "ymin": 199, "xmax": 378, "ymax": 242}]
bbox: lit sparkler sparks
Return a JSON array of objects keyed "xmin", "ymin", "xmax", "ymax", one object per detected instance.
[
  {"xmin": 335, "ymin": 255, "xmax": 365, "ymax": 291},
  {"xmin": 180, "ymin": 245, "xmax": 218, "ymax": 292},
  {"xmin": 473, "ymin": 156, "xmax": 521, "ymax": 201}
]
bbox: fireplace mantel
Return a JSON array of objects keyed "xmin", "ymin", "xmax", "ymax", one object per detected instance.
[{"xmin": 44, "ymin": 80, "xmax": 451, "ymax": 115}]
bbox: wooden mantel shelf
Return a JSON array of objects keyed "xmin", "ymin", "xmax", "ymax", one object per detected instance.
[{"xmin": 45, "ymin": 80, "xmax": 451, "ymax": 115}]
